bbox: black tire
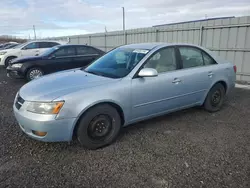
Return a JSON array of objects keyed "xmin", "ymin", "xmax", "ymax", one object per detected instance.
[
  {"xmin": 204, "ymin": 83, "xmax": 226, "ymax": 112},
  {"xmin": 77, "ymin": 104, "xmax": 121, "ymax": 150},
  {"xmin": 26, "ymin": 67, "xmax": 44, "ymax": 81},
  {"xmin": 4, "ymin": 57, "xmax": 16, "ymax": 67}
]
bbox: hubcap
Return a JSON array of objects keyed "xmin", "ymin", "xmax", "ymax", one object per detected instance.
[
  {"xmin": 29, "ymin": 69, "xmax": 43, "ymax": 80},
  {"xmin": 211, "ymin": 90, "xmax": 221, "ymax": 106},
  {"xmin": 88, "ymin": 115, "xmax": 112, "ymax": 140}
]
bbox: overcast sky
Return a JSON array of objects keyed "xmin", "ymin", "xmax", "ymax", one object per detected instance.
[{"xmin": 1, "ymin": 0, "xmax": 250, "ymax": 38}]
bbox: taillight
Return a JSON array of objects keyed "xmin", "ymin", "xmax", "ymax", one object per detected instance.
[{"xmin": 233, "ymin": 65, "xmax": 237, "ymax": 73}]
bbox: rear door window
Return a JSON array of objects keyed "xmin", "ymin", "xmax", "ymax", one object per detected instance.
[
  {"xmin": 179, "ymin": 46, "xmax": 217, "ymax": 69},
  {"xmin": 179, "ymin": 47, "xmax": 203, "ymax": 68},
  {"xmin": 76, "ymin": 46, "xmax": 99, "ymax": 55}
]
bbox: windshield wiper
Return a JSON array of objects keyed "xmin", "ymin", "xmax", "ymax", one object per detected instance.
[
  {"xmin": 84, "ymin": 70, "xmax": 107, "ymax": 77},
  {"xmin": 84, "ymin": 70, "xmax": 119, "ymax": 78}
]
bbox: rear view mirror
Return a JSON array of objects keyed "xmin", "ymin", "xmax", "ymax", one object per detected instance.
[{"xmin": 138, "ymin": 68, "xmax": 158, "ymax": 77}]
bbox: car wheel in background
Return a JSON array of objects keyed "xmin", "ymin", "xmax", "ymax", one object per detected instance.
[
  {"xmin": 204, "ymin": 83, "xmax": 226, "ymax": 112},
  {"xmin": 4, "ymin": 57, "xmax": 16, "ymax": 67},
  {"xmin": 77, "ymin": 104, "xmax": 121, "ymax": 150},
  {"xmin": 26, "ymin": 67, "xmax": 44, "ymax": 81}
]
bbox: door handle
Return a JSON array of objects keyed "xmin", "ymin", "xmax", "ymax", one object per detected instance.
[
  {"xmin": 172, "ymin": 78, "xmax": 181, "ymax": 84},
  {"xmin": 208, "ymin": 71, "xmax": 214, "ymax": 77}
]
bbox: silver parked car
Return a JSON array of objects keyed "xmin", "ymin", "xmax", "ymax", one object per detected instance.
[{"xmin": 13, "ymin": 43, "xmax": 236, "ymax": 149}]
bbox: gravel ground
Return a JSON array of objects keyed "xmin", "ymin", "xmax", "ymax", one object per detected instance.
[{"xmin": 0, "ymin": 68, "xmax": 249, "ymax": 188}]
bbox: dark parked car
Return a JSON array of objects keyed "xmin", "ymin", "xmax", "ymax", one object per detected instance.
[{"xmin": 6, "ymin": 44, "xmax": 105, "ymax": 81}]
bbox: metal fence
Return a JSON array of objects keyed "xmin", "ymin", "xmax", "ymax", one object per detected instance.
[{"xmin": 53, "ymin": 16, "xmax": 250, "ymax": 82}]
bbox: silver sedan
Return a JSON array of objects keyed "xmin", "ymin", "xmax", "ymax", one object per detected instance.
[{"xmin": 13, "ymin": 43, "xmax": 236, "ymax": 149}]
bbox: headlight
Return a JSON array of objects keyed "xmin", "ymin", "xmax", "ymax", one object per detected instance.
[
  {"xmin": 26, "ymin": 101, "xmax": 64, "ymax": 114},
  {"xmin": 11, "ymin": 63, "xmax": 22, "ymax": 68},
  {"xmin": 0, "ymin": 51, "xmax": 7, "ymax": 55}
]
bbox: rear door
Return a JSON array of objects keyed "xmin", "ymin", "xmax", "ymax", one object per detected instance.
[
  {"xmin": 43, "ymin": 46, "xmax": 76, "ymax": 74},
  {"xmin": 75, "ymin": 46, "xmax": 101, "ymax": 68},
  {"xmin": 38, "ymin": 42, "xmax": 60, "ymax": 54},
  {"xmin": 174, "ymin": 46, "xmax": 217, "ymax": 106}
]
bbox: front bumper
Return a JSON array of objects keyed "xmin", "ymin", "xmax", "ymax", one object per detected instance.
[
  {"xmin": 13, "ymin": 100, "xmax": 76, "ymax": 142},
  {"xmin": 6, "ymin": 66, "xmax": 25, "ymax": 79},
  {"xmin": 0, "ymin": 55, "xmax": 4, "ymax": 66}
]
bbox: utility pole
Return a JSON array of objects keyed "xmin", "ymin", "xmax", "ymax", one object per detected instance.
[
  {"xmin": 33, "ymin": 25, "xmax": 36, "ymax": 40},
  {"xmin": 122, "ymin": 7, "xmax": 126, "ymax": 44}
]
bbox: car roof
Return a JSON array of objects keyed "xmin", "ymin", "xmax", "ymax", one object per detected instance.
[
  {"xmin": 57, "ymin": 44, "xmax": 103, "ymax": 50},
  {"xmin": 57, "ymin": 44, "xmax": 89, "ymax": 47},
  {"xmin": 119, "ymin": 43, "xmax": 205, "ymax": 50},
  {"xmin": 25, "ymin": 40, "xmax": 67, "ymax": 44}
]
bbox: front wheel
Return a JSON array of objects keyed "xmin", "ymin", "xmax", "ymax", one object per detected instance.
[
  {"xmin": 4, "ymin": 57, "xmax": 16, "ymax": 67},
  {"xmin": 77, "ymin": 104, "xmax": 121, "ymax": 150},
  {"xmin": 26, "ymin": 67, "xmax": 44, "ymax": 81},
  {"xmin": 204, "ymin": 83, "xmax": 226, "ymax": 112}
]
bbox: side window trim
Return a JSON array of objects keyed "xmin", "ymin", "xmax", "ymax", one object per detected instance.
[
  {"xmin": 132, "ymin": 45, "xmax": 180, "ymax": 79},
  {"xmin": 177, "ymin": 45, "xmax": 218, "ymax": 69},
  {"xmin": 76, "ymin": 54, "xmax": 99, "ymax": 57}
]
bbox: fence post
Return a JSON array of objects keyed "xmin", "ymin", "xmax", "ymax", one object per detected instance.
[
  {"xmin": 104, "ymin": 34, "xmax": 107, "ymax": 52},
  {"xmin": 155, "ymin": 29, "xmax": 159, "ymax": 42},
  {"xmin": 67, "ymin": 37, "xmax": 71, "ymax": 44},
  {"xmin": 125, "ymin": 31, "xmax": 127, "ymax": 44},
  {"xmin": 89, "ymin": 36, "xmax": 92, "ymax": 45},
  {"xmin": 199, "ymin": 25, "xmax": 203, "ymax": 46},
  {"xmin": 77, "ymin": 36, "xmax": 80, "ymax": 44}
]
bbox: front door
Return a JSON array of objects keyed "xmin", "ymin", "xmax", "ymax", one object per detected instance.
[
  {"xmin": 21, "ymin": 42, "xmax": 40, "ymax": 57},
  {"xmin": 131, "ymin": 47, "xmax": 186, "ymax": 120},
  {"xmin": 43, "ymin": 46, "xmax": 76, "ymax": 74}
]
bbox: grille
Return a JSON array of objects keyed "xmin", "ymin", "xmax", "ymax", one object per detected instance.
[{"xmin": 15, "ymin": 94, "xmax": 25, "ymax": 110}]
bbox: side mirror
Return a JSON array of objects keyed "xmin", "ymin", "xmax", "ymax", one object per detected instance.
[{"xmin": 138, "ymin": 68, "xmax": 158, "ymax": 77}]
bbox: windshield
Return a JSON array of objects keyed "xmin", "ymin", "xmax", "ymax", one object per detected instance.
[
  {"xmin": 41, "ymin": 46, "xmax": 60, "ymax": 56},
  {"xmin": 84, "ymin": 48, "xmax": 149, "ymax": 78}
]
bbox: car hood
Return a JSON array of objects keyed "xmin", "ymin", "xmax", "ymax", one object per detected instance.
[
  {"xmin": 0, "ymin": 48, "xmax": 19, "ymax": 54},
  {"xmin": 19, "ymin": 69, "xmax": 119, "ymax": 101},
  {"xmin": 11, "ymin": 56, "xmax": 43, "ymax": 64}
]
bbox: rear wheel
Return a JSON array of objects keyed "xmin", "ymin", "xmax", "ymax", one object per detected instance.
[
  {"xmin": 204, "ymin": 83, "xmax": 226, "ymax": 112},
  {"xmin": 4, "ymin": 57, "xmax": 16, "ymax": 67},
  {"xmin": 77, "ymin": 104, "xmax": 121, "ymax": 150},
  {"xmin": 26, "ymin": 67, "xmax": 44, "ymax": 81}
]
